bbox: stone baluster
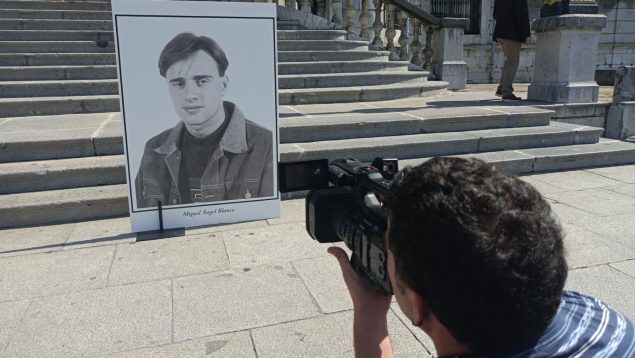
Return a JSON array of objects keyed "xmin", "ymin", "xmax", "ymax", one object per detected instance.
[
  {"xmin": 370, "ymin": 0, "xmax": 384, "ymax": 50},
  {"xmin": 316, "ymin": 0, "xmax": 326, "ymax": 18},
  {"xmin": 384, "ymin": 3, "xmax": 399, "ymax": 60},
  {"xmin": 359, "ymin": 0, "xmax": 373, "ymax": 41},
  {"xmin": 300, "ymin": 0, "xmax": 312, "ymax": 12},
  {"xmin": 423, "ymin": 25, "xmax": 434, "ymax": 74},
  {"xmin": 331, "ymin": 0, "xmax": 343, "ymax": 29},
  {"xmin": 397, "ymin": 10, "xmax": 409, "ymax": 61},
  {"xmin": 409, "ymin": 17, "xmax": 423, "ymax": 67},
  {"xmin": 344, "ymin": 0, "xmax": 356, "ymax": 33}
]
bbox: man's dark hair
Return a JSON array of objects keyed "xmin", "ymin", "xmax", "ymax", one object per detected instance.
[
  {"xmin": 386, "ymin": 157, "xmax": 567, "ymax": 354},
  {"xmin": 158, "ymin": 32, "xmax": 229, "ymax": 78}
]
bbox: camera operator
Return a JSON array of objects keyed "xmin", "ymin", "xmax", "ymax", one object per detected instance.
[{"xmin": 328, "ymin": 157, "xmax": 634, "ymax": 358}]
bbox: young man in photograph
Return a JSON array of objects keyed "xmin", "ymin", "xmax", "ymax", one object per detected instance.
[{"xmin": 135, "ymin": 32, "xmax": 273, "ymax": 208}]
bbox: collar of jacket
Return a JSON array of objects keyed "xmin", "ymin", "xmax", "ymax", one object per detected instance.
[{"xmin": 153, "ymin": 101, "xmax": 249, "ymax": 156}]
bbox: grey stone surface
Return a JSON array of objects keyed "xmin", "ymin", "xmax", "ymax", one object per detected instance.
[
  {"xmin": 605, "ymin": 183, "xmax": 635, "ymax": 199},
  {"xmin": 4, "ymin": 280, "xmax": 172, "ymax": 357},
  {"xmin": 520, "ymin": 175, "xmax": 570, "ymax": 195},
  {"xmin": 611, "ymin": 259, "xmax": 635, "ymax": 278},
  {"xmin": 432, "ymin": 26, "xmax": 467, "ymax": 90},
  {"xmin": 587, "ymin": 164, "xmax": 635, "ymax": 184},
  {"xmin": 528, "ymin": 170, "xmax": 623, "ymax": 191},
  {"xmin": 292, "ymin": 255, "xmax": 353, "ymax": 313},
  {"xmin": 561, "ymin": 224, "xmax": 635, "ymax": 269},
  {"xmin": 566, "ymin": 265, "xmax": 635, "ymax": 320},
  {"xmin": 0, "ymin": 299, "xmax": 30, "ymax": 351},
  {"xmin": 577, "ymin": 213, "xmax": 635, "ymax": 249},
  {"xmin": 390, "ymin": 303, "xmax": 437, "ymax": 357},
  {"xmin": 223, "ymin": 223, "xmax": 327, "ymax": 268},
  {"xmin": 172, "ymin": 264, "xmax": 320, "ymax": 341},
  {"xmin": 606, "ymin": 101, "xmax": 635, "ymax": 139},
  {"xmin": 65, "ymin": 217, "xmax": 134, "ymax": 250},
  {"xmin": 548, "ymin": 199, "xmax": 599, "ymax": 225},
  {"xmin": 612, "ymin": 66, "xmax": 635, "ymax": 103},
  {"xmin": 105, "ymin": 331, "xmax": 256, "ymax": 358},
  {"xmin": 108, "ymin": 234, "xmax": 228, "ymax": 286},
  {"xmin": 546, "ymin": 187, "xmax": 635, "ymax": 216},
  {"xmin": 186, "ymin": 220, "xmax": 269, "ymax": 236},
  {"xmin": 251, "ymin": 310, "xmax": 431, "ymax": 358},
  {"xmin": 0, "ymin": 245, "xmax": 114, "ymax": 302},
  {"xmin": 0, "ymin": 222, "xmax": 75, "ymax": 258},
  {"xmin": 533, "ymin": 14, "xmax": 608, "ymax": 32},
  {"xmin": 267, "ymin": 199, "xmax": 305, "ymax": 225}
]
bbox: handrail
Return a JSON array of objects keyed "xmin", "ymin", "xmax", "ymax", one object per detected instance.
[{"xmin": 388, "ymin": 0, "xmax": 441, "ymax": 27}]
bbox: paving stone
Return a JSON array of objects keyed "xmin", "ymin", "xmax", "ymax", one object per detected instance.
[
  {"xmin": 547, "ymin": 200, "xmax": 598, "ymax": 225},
  {"xmin": 222, "ymin": 223, "xmax": 327, "ymax": 268},
  {"xmin": 566, "ymin": 265, "xmax": 635, "ymax": 320},
  {"xmin": 104, "ymin": 331, "xmax": 255, "ymax": 358},
  {"xmin": 0, "ymin": 245, "xmax": 114, "ymax": 302},
  {"xmin": 172, "ymin": 264, "xmax": 320, "ymax": 341},
  {"xmin": 0, "ymin": 222, "xmax": 75, "ymax": 258},
  {"xmin": 611, "ymin": 259, "xmax": 635, "ymax": 279},
  {"xmin": 4, "ymin": 280, "xmax": 172, "ymax": 357},
  {"xmin": 186, "ymin": 220, "xmax": 269, "ymax": 236},
  {"xmin": 546, "ymin": 188, "xmax": 635, "ymax": 216},
  {"xmin": 586, "ymin": 165, "xmax": 635, "ymax": 184},
  {"xmin": 604, "ymin": 183, "xmax": 635, "ymax": 199},
  {"xmin": 561, "ymin": 224, "xmax": 635, "ymax": 269},
  {"xmin": 0, "ymin": 299, "xmax": 30, "ymax": 351},
  {"xmin": 292, "ymin": 255, "xmax": 352, "ymax": 313},
  {"xmin": 107, "ymin": 233, "xmax": 229, "ymax": 286},
  {"xmin": 288, "ymin": 102, "xmax": 383, "ymax": 115},
  {"xmin": 267, "ymin": 199, "xmax": 305, "ymax": 225},
  {"xmin": 520, "ymin": 175, "xmax": 570, "ymax": 195},
  {"xmin": 529, "ymin": 170, "xmax": 624, "ymax": 191},
  {"xmin": 390, "ymin": 303, "xmax": 437, "ymax": 357},
  {"xmin": 250, "ymin": 310, "xmax": 430, "ymax": 358},
  {"xmin": 576, "ymin": 213, "xmax": 635, "ymax": 249},
  {"xmin": 65, "ymin": 217, "xmax": 134, "ymax": 250}
]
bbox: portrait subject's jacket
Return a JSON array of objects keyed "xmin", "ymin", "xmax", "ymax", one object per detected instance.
[
  {"xmin": 135, "ymin": 102, "xmax": 274, "ymax": 208},
  {"xmin": 492, "ymin": 0, "xmax": 531, "ymax": 43}
]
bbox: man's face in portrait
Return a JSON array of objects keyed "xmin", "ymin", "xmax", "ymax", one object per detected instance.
[{"xmin": 165, "ymin": 49, "xmax": 228, "ymax": 131}]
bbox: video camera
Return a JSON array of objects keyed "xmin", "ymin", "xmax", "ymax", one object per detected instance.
[{"xmin": 279, "ymin": 157, "xmax": 398, "ymax": 294}]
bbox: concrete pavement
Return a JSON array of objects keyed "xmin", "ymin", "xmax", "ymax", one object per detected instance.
[{"xmin": 1, "ymin": 165, "xmax": 634, "ymax": 357}]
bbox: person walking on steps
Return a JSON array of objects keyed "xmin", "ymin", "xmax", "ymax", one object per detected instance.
[{"xmin": 493, "ymin": 0, "xmax": 531, "ymax": 101}]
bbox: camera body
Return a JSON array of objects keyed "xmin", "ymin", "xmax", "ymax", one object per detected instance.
[{"xmin": 280, "ymin": 158, "xmax": 397, "ymax": 294}]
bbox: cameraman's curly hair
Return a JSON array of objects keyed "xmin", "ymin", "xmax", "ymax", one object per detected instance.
[{"xmin": 386, "ymin": 157, "xmax": 567, "ymax": 354}]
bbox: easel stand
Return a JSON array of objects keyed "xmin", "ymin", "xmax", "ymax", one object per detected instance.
[{"xmin": 136, "ymin": 201, "xmax": 185, "ymax": 241}]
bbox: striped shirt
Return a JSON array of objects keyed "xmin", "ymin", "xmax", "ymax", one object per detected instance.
[{"xmin": 445, "ymin": 291, "xmax": 635, "ymax": 358}]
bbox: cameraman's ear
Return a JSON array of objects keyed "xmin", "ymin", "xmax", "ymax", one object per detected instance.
[{"xmin": 406, "ymin": 289, "xmax": 430, "ymax": 327}]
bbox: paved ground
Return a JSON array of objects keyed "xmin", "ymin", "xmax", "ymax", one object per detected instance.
[{"xmin": 1, "ymin": 164, "xmax": 634, "ymax": 357}]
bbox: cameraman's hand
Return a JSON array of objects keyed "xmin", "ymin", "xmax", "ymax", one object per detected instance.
[
  {"xmin": 329, "ymin": 246, "xmax": 394, "ymax": 358},
  {"xmin": 328, "ymin": 246, "xmax": 392, "ymax": 313}
]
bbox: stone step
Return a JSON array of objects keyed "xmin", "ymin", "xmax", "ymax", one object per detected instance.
[
  {"xmin": 0, "ymin": 29, "xmax": 114, "ymax": 41},
  {"xmin": 0, "ymin": 18, "xmax": 112, "ymax": 30},
  {"xmin": 279, "ymin": 72, "xmax": 425, "ymax": 89},
  {"xmin": 0, "ymin": 65, "xmax": 116, "ymax": 81},
  {"xmin": 278, "ymin": 60, "xmax": 410, "ymax": 75},
  {"xmin": 0, "ymin": 94, "xmax": 119, "ymax": 117},
  {"xmin": 278, "ymin": 50, "xmax": 390, "ymax": 62},
  {"xmin": 0, "ymin": 53, "xmax": 115, "ymax": 66},
  {"xmin": 278, "ymin": 40, "xmax": 369, "ymax": 51},
  {"xmin": 0, "ymin": 184, "xmax": 128, "ymax": 229},
  {"xmin": 0, "ymin": 155, "xmax": 125, "ymax": 194},
  {"xmin": 277, "ymin": 30, "xmax": 347, "ymax": 40},
  {"xmin": 280, "ymin": 123, "xmax": 603, "ymax": 162},
  {"xmin": 279, "ymin": 82, "xmax": 447, "ymax": 105},
  {"xmin": 4, "ymin": 140, "xmax": 635, "ymax": 228},
  {"xmin": 0, "ymin": 41, "xmax": 114, "ymax": 53},
  {"xmin": 0, "ymin": 9, "xmax": 112, "ymax": 20},
  {"xmin": 0, "ymin": 79, "xmax": 118, "ymax": 97},
  {"xmin": 0, "ymin": 1, "xmax": 111, "ymax": 11},
  {"xmin": 280, "ymin": 108, "xmax": 552, "ymax": 143}
]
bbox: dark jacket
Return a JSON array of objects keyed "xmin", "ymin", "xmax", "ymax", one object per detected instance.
[
  {"xmin": 493, "ymin": 0, "xmax": 531, "ymax": 43},
  {"xmin": 135, "ymin": 102, "xmax": 274, "ymax": 208}
]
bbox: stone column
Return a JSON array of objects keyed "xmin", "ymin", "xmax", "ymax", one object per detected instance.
[
  {"xmin": 527, "ymin": 14, "xmax": 607, "ymax": 103},
  {"xmin": 431, "ymin": 18, "xmax": 469, "ymax": 90},
  {"xmin": 606, "ymin": 66, "xmax": 635, "ymax": 140}
]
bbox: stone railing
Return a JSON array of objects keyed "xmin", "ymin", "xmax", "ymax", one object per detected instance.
[{"xmin": 282, "ymin": 0, "xmax": 469, "ymax": 88}]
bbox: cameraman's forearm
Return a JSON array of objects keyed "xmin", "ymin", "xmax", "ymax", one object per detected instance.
[{"xmin": 354, "ymin": 310, "xmax": 394, "ymax": 358}]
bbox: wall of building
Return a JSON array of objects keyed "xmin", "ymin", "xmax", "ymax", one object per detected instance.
[{"xmin": 464, "ymin": 0, "xmax": 635, "ymax": 84}]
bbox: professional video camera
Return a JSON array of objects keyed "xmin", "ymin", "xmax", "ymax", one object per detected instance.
[{"xmin": 279, "ymin": 157, "xmax": 398, "ymax": 294}]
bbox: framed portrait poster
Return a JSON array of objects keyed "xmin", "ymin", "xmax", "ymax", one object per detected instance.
[{"xmin": 112, "ymin": 0, "xmax": 280, "ymax": 232}]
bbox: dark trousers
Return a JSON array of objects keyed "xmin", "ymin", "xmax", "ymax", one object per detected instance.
[{"xmin": 498, "ymin": 38, "xmax": 521, "ymax": 96}]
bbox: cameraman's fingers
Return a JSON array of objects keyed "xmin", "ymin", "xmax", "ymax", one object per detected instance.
[{"xmin": 327, "ymin": 246, "xmax": 355, "ymax": 279}]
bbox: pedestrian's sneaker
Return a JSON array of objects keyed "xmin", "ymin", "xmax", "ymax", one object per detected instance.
[
  {"xmin": 495, "ymin": 86, "xmax": 503, "ymax": 97},
  {"xmin": 502, "ymin": 93, "xmax": 522, "ymax": 100}
]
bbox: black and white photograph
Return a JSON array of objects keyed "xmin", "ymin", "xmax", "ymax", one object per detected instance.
[{"xmin": 112, "ymin": 0, "xmax": 279, "ymax": 232}]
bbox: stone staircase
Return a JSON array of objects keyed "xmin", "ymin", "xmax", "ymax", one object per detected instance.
[{"xmin": 2, "ymin": 0, "xmax": 635, "ymax": 228}]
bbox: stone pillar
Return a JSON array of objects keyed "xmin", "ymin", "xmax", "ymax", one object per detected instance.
[
  {"xmin": 527, "ymin": 14, "xmax": 607, "ymax": 103},
  {"xmin": 431, "ymin": 18, "xmax": 469, "ymax": 90},
  {"xmin": 606, "ymin": 66, "xmax": 635, "ymax": 140}
]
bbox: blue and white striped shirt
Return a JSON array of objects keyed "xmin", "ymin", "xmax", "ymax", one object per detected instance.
[{"xmin": 446, "ymin": 291, "xmax": 635, "ymax": 357}]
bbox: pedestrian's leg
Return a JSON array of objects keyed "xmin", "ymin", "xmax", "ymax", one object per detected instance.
[{"xmin": 499, "ymin": 39, "xmax": 521, "ymax": 96}]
